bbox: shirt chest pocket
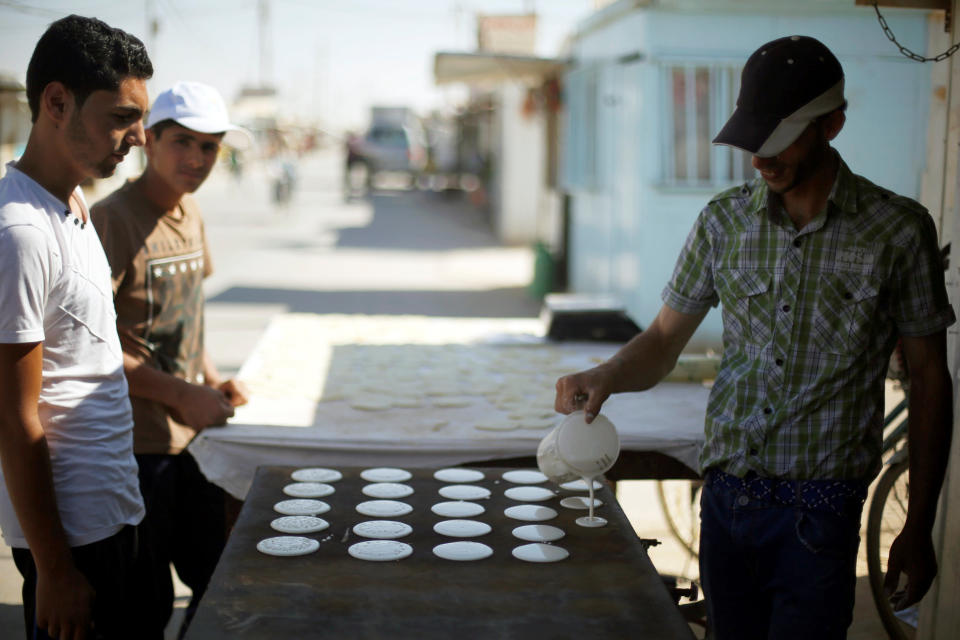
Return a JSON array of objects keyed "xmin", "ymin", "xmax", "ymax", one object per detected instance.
[
  {"xmin": 812, "ymin": 271, "xmax": 882, "ymax": 355},
  {"xmin": 716, "ymin": 268, "xmax": 775, "ymax": 347}
]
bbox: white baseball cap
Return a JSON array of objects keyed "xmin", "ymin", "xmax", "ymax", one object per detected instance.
[{"xmin": 146, "ymin": 81, "xmax": 252, "ymax": 149}]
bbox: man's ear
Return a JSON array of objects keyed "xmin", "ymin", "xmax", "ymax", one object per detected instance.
[
  {"xmin": 40, "ymin": 82, "xmax": 73, "ymax": 126},
  {"xmin": 822, "ymin": 108, "xmax": 845, "ymax": 142}
]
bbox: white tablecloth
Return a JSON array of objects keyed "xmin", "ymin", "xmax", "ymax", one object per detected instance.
[{"xmin": 189, "ymin": 314, "xmax": 711, "ymax": 499}]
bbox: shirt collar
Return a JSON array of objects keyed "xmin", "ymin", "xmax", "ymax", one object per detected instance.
[{"xmin": 827, "ymin": 155, "xmax": 858, "ymax": 216}]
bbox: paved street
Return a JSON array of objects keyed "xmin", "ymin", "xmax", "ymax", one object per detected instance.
[
  {"xmin": 199, "ymin": 148, "xmax": 541, "ymax": 379},
  {"xmin": 0, "ymin": 146, "xmax": 888, "ymax": 639}
]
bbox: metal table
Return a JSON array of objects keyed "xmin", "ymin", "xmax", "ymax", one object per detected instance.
[{"xmin": 186, "ymin": 465, "xmax": 696, "ymax": 639}]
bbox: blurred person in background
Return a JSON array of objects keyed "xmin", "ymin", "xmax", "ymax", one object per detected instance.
[
  {"xmin": 91, "ymin": 81, "xmax": 249, "ymax": 640},
  {"xmin": 343, "ymin": 130, "xmax": 366, "ymax": 197},
  {"xmin": 0, "ymin": 15, "xmax": 152, "ymax": 640}
]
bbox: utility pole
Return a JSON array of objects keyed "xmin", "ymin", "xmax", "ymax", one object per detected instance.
[
  {"xmin": 259, "ymin": 0, "xmax": 273, "ymax": 88},
  {"xmin": 145, "ymin": 0, "xmax": 160, "ymax": 61}
]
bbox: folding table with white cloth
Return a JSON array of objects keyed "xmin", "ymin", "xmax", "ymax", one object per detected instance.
[{"xmin": 188, "ymin": 314, "xmax": 711, "ymax": 500}]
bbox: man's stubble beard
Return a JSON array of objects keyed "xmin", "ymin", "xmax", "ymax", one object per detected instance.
[
  {"xmin": 769, "ymin": 135, "xmax": 831, "ymax": 196},
  {"xmin": 66, "ymin": 111, "xmax": 124, "ymax": 179}
]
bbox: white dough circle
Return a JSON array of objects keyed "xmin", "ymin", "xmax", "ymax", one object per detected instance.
[
  {"xmin": 560, "ymin": 496, "xmax": 604, "ymax": 510},
  {"xmin": 560, "ymin": 479, "xmax": 604, "ymax": 491},
  {"xmin": 504, "ymin": 505, "xmax": 559, "ymax": 522},
  {"xmin": 431, "ymin": 501, "xmax": 485, "ymax": 518},
  {"xmin": 356, "ymin": 500, "xmax": 413, "ymax": 517},
  {"xmin": 433, "ymin": 397, "xmax": 473, "ymax": 408},
  {"xmin": 283, "ymin": 482, "xmax": 335, "ymax": 498},
  {"xmin": 433, "ymin": 519, "xmax": 492, "ymax": 538},
  {"xmin": 348, "ymin": 540, "xmax": 413, "ymax": 562},
  {"xmin": 474, "ymin": 421, "xmax": 519, "ymax": 431},
  {"xmin": 256, "ymin": 536, "xmax": 320, "ymax": 557},
  {"xmin": 433, "ymin": 468, "xmax": 485, "ymax": 483},
  {"xmin": 362, "ymin": 482, "xmax": 414, "ymax": 499},
  {"xmin": 291, "ymin": 468, "xmax": 342, "ymax": 483},
  {"xmin": 391, "ymin": 397, "xmax": 425, "ymax": 409},
  {"xmin": 512, "ymin": 524, "xmax": 566, "ymax": 542},
  {"xmin": 438, "ymin": 485, "xmax": 491, "ymax": 501},
  {"xmin": 274, "ymin": 499, "xmax": 330, "ymax": 516},
  {"xmin": 361, "ymin": 467, "xmax": 413, "ymax": 482},
  {"xmin": 504, "ymin": 486, "xmax": 556, "ymax": 502},
  {"xmin": 433, "ymin": 541, "xmax": 493, "ymax": 561},
  {"xmin": 352, "ymin": 520, "xmax": 413, "ymax": 539},
  {"xmin": 519, "ymin": 418, "xmax": 557, "ymax": 430},
  {"xmin": 576, "ymin": 516, "xmax": 608, "ymax": 528},
  {"xmin": 512, "ymin": 543, "xmax": 569, "ymax": 563},
  {"xmin": 502, "ymin": 470, "xmax": 548, "ymax": 484},
  {"xmin": 349, "ymin": 397, "xmax": 393, "ymax": 411},
  {"xmin": 270, "ymin": 516, "xmax": 329, "ymax": 534}
]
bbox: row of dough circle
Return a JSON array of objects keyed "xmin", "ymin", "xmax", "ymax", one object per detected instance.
[{"xmin": 258, "ymin": 467, "xmax": 605, "ymax": 560}]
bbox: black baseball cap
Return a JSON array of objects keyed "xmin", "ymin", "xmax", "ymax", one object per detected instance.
[{"xmin": 713, "ymin": 35, "xmax": 845, "ymax": 158}]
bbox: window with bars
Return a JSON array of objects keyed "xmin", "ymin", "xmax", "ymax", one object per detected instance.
[{"xmin": 660, "ymin": 63, "xmax": 755, "ymax": 188}]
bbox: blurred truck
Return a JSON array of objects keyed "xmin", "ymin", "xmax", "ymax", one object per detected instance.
[{"xmin": 357, "ymin": 106, "xmax": 427, "ymax": 188}]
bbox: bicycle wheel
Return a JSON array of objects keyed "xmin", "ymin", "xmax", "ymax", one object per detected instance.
[
  {"xmin": 866, "ymin": 459, "xmax": 913, "ymax": 640},
  {"xmin": 656, "ymin": 479, "xmax": 704, "ymax": 558}
]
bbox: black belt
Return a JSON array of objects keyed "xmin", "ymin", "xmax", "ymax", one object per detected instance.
[{"xmin": 705, "ymin": 469, "xmax": 867, "ymax": 516}]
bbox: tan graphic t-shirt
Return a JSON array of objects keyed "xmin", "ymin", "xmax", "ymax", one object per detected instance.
[{"xmin": 92, "ymin": 180, "xmax": 213, "ymax": 454}]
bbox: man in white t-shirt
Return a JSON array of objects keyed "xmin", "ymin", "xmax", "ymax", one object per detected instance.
[{"xmin": 0, "ymin": 15, "xmax": 153, "ymax": 640}]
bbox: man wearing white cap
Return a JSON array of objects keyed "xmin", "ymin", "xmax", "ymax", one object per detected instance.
[
  {"xmin": 555, "ymin": 36, "xmax": 953, "ymax": 638},
  {"xmin": 91, "ymin": 81, "xmax": 249, "ymax": 639}
]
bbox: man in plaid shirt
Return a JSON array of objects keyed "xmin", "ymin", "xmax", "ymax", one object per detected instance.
[{"xmin": 555, "ymin": 36, "xmax": 954, "ymax": 639}]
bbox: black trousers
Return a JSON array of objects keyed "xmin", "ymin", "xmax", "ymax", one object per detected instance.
[
  {"xmin": 13, "ymin": 525, "xmax": 139, "ymax": 640},
  {"xmin": 134, "ymin": 452, "xmax": 226, "ymax": 640}
]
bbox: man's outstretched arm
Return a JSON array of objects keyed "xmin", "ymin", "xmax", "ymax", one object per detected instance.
[{"xmin": 555, "ymin": 304, "xmax": 708, "ymax": 422}]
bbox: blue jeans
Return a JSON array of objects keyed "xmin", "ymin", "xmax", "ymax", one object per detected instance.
[{"xmin": 699, "ymin": 471, "xmax": 865, "ymax": 640}]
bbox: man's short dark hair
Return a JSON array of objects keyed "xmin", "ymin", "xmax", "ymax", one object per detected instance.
[{"xmin": 26, "ymin": 14, "xmax": 153, "ymax": 122}]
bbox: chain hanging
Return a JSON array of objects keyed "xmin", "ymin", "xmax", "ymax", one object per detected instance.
[{"xmin": 873, "ymin": 2, "xmax": 959, "ymax": 62}]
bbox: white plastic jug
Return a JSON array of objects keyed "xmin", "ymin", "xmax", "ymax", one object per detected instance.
[{"xmin": 536, "ymin": 410, "xmax": 620, "ymax": 484}]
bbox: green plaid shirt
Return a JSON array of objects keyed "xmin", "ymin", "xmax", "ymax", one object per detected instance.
[{"xmin": 663, "ymin": 156, "xmax": 955, "ymax": 482}]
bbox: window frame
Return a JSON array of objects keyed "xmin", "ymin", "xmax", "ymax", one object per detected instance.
[{"xmin": 659, "ymin": 60, "xmax": 756, "ymax": 189}]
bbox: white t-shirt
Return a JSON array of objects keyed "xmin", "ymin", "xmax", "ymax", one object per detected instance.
[{"xmin": 0, "ymin": 163, "xmax": 144, "ymax": 548}]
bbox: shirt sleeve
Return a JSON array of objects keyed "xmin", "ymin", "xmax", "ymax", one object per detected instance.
[
  {"xmin": 0, "ymin": 225, "xmax": 54, "ymax": 344},
  {"xmin": 888, "ymin": 209, "xmax": 956, "ymax": 337},
  {"xmin": 661, "ymin": 206, "xmax": 720, "ymax": 314}
]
